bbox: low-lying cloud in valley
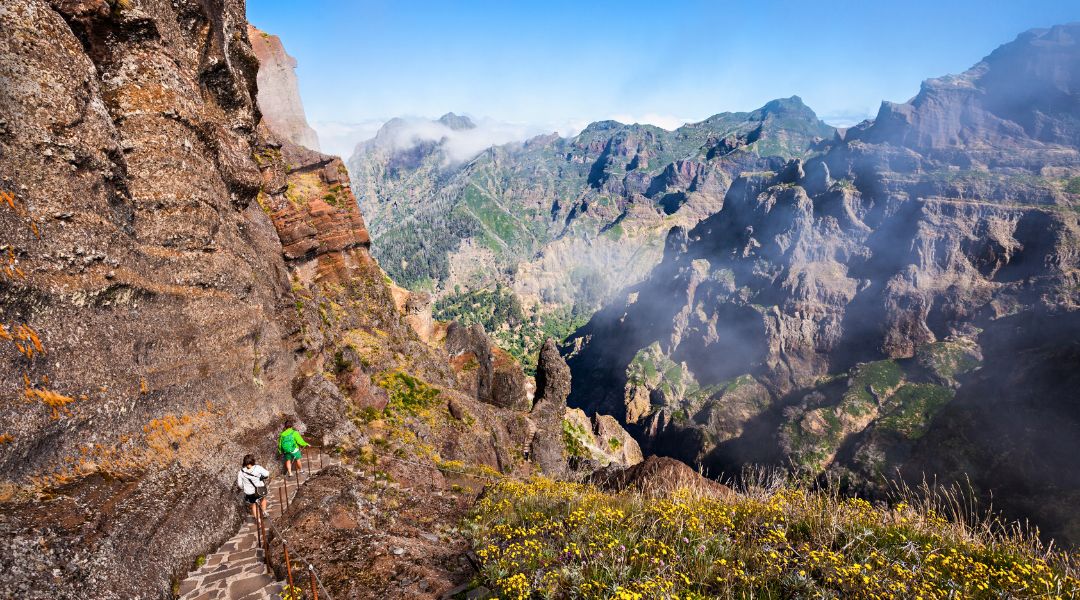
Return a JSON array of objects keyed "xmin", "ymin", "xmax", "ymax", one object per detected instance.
[
  {"xmin": 337, "ymin": 113, "xmax": 702, "ymax": 165},
  {"xmin": 370, "ymin": 116, "xmax": 551, "ymax": 164}
]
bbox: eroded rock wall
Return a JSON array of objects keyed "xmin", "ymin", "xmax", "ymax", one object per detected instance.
[
  {"xmin": 248, "ymin": 25, "xmax": 320, "ymax": 151},
  {"xmin": 0, "ymin": 1, "xmax": 299, "ymax": 597},
  {"xmin": 567, "ymin": 23, "xmax": 1080, "ymax": 545}
]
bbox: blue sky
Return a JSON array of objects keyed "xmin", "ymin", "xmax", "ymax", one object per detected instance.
[{"xmin": 247, "ymin": 1, "xmax": 1080, "ymax": 157}]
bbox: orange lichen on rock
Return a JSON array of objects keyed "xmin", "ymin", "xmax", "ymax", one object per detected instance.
[
  {"xmin": 3, "ymin": 323, "xmax": 45, "ymax": 357},
  {"xmin": 0, "ymin": 433, "xmax": 13, "ymax": 444},
  {"xmin": 24, "ymin": 386, "xmax": 76, "ymax": 419},
  {"xmin": 141, "ymin": 410, "xmax": 217, "ymax": 465},
  {"xmin": 1, "ymin": 248, "xmax": 25, "ymax": 281},
  {"xmin": 13, "ymin": 324, "xmax": 44, "ymax": 357}
]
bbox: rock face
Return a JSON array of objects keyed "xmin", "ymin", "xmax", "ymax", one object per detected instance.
[
  {"xmin": 0, "ymin": 4, "xmax": 568, "ymax": 598},
  {"xmin": 247, "ymin": 25, "xmax": 321, "ymax": 151},
  {"xmin": 563, "ymin": 407, "xmax": 644, "ymax": 468},
  {"xmin": 349, "ymin": 101, "xmax": 834, "ymax": 369},
  {"xmin": 445, "ymin": 322, "xmax": 530, "ymax": 411},
  {"xmin": 0, "ymin": 2, "xmax": 297, "ymax": 597},
  {"xmin": 590, "ymin": 456, "xmax": 730, "ymax": 497},
  {"xmin": 529, "ymin": 339, "xmax": 573, "ymax": 477},
  {"xmin": 567, "ymin": 24, "xmax": 1080, "ymax": 545}
]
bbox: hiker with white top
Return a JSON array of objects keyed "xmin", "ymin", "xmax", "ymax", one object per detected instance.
[{"xmin": 236, "ymin": 453, "xmax": 270, "ymax": 520}]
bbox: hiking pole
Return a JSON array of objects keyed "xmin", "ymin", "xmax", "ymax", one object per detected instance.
[
  {"xmin": 284, "ymin": 544, "xmax": 296, "ymax": 592},
  {"xmin": 309, "ymin": 565, "xmax": 319, "ymax": 600}
]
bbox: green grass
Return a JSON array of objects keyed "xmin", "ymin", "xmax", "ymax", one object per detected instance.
[
  {"xmin": 846, "ymin": 359, "xmax": 903, "ymax": 404},
  {"xmin": 463, "ymin": 184, "xmax": 525, "ymax": 251},
  {"xmin": 374, "ymin": 371, "xmax": 440, "ymax": 422},
  {"xmin": 878, "ymin": 384, "xmax": 954, "ymax": 439}
]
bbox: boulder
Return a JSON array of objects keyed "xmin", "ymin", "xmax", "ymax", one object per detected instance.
[{"xmin": 445, "ymin": 322, "xmax": 530, "ymax": 411}]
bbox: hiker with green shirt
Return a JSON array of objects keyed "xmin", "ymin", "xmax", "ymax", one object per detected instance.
[{"xmin": 278, "ymin": 417, "xmax": 309, "ymax": 476}]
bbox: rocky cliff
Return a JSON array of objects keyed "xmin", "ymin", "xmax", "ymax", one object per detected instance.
[
  {"xmin": 0, "ymin": 1, "xmax": 300, "ymax": 596},
  {"xmin": 247, "ymin": 25, "xmax": 320, "ymax": 151},
  {"xmin": 567, "ymin": 23, "xmax": 1080, "ymax": 545},
  {"xmin": 349, "ymin": 100, "xmax": 833, "ymax": 369},
  {"xmin": 0, "ymin": 2, "xmax": 636, "ymax": 598}
]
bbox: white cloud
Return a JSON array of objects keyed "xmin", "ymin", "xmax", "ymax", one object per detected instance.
[
  {"xmin": 819, "ymin": 108, "xmax": 876, "ymax": 128},
  {"xmin": 609, "ymin": 113, "xmax": 695, "ymax": 130},
  {"xmin": 318, "ymin": 113, "xmax": 700, "ymax": 164},
  {"xmin": 311, "ymin": 119, "xmax": 386, "ymax": 159},
  {"xmin": 363, "ymin": 114, "xmax": 558, "ymax": 164}
]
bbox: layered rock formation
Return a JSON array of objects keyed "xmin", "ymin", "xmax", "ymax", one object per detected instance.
[
  {"xmin": 348, "ymin": 101, "xmax": 834, "ymax": 369},
  {"xmin": 444, "ymin": 321, "xmax": 531, "ymax": 411},
  {"xmin": 247, "ymin": 25, "xmax": 321, "ymax": 151},
  {"xmin": 567, "ymin": 23, "xmax": 1080, "ymax": 545},
  {"xmin": 0, "ymin": 2, "xmax": 298, "ymax": 596}
]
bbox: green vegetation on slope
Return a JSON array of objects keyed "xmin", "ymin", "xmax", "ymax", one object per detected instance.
[
  {"xmin": 784, "ymin": 358, "xmax": 959, "ymax": 472},
  {"xmin": 877, "ymin": 383, "xmax": 955, "ymax": 439},
  {"xmin": 433, "ymin": 285, "xmax": 589, "ymax": 373}
]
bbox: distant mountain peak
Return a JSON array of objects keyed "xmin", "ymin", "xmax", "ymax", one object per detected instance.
[
  {"xmin": 438, "ymin": 112, "xmax": 477, "ymax": 130},
  {"xmin": 856, "ymin": 22, "xmax": 1080, "ymax": 150}
]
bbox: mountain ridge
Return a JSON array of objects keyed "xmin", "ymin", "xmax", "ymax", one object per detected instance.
[
  {"xmin": 565, "ymin": 22, "xmax": 1080, "ymax": 545},
  {"xmin": 348, "ymin": 97, "xmax": 834, "ymax": 368}
]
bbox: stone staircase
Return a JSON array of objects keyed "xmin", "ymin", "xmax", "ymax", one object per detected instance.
[{"xmin": 176, "ymin": 452, "xmax": 335, "ymax": 600}]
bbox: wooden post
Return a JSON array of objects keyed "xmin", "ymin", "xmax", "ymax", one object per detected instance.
[
  {"xmin": 295, "ymin": 459, "xmax": 302, "ymax": 487},
  {"xmin": 309, "ymin": 567, "xmax": 319, "ymax": 600},
  {"xmin": 283, "ymin": 476, "xmax": 289, "ymax": 510},
  {"xmin": 278, "ymin": 486, "xmax": 286, "ymax": 517},
  {"xmin": 319, "ymin": 452, "xmax": 324, "ymax": 471},
  {"xmin": 284, "ymin": 545, "xmax": 295, "ymax": 592},
  {"xmin": 258, "ymin": 507, "xmax": 270, "ymax": 569}
]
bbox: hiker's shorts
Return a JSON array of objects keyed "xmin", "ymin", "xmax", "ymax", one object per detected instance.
[
  {"xmin": 244, "ymin": 492, "xmax": 263, "ymax": 504},
  {"xmin": 283, "ymin": 449, "xmax": 301, "ymax": 461}
]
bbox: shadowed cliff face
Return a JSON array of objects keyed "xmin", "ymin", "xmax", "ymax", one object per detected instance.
[{"xmin": 567, "ymin": 23, "xmax": 1080, "ymax": 546}]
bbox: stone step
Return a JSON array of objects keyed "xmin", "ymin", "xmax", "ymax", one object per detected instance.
[
  {"xmin": 226, "ymin": 572, "xmax": 276, "ymax": 600},
  {"xmin": 180, "ymin": 454, "xmax": 334, "ymax": 600},
  {"xmin": 235, "ymin": 581, "xmax": 284, "ymax": 600}
]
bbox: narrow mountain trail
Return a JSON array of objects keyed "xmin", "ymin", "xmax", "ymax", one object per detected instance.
[{"xmin": 176, "ymin": 451, "xmax": 337, "ymax": 600}]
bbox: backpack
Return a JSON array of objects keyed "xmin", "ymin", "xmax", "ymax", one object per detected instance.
[{"xmin": 279, "ymin": 429, "xmax": 298, "ymax": 454}]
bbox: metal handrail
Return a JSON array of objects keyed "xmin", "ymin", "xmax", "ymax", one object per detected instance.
[{"xmin": 255, "ymin": 452, "xmax": 336, "ymax": 600}]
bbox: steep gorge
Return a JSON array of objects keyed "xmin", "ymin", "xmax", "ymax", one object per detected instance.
[
  {"xmin": 567, "ymin": 23, "xmax": 1080, "ymax": 545},
  {"xmin": 348, "ymin": 100, "xmax": 834, "ymax": 369}
]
